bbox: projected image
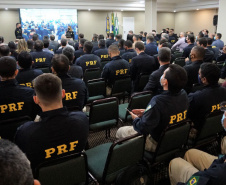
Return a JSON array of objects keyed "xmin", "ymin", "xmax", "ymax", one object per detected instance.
[{"xmin": 20, "ymin": 9, "xmax": 78, "ymax": 41}]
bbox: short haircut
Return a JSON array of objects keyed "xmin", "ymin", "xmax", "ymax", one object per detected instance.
[
  {"xmin": 200, "ymin": 63, "xmax": 220, "ymax": 85},
  {"xmin": 0, "ymin": 45, "xmax": 10, "ymax": 56},
  {"xmin": 144, "ymin": 32, "xmax": 147, "ymax": 37},
  {"xmin": 43, "ymin": 39, "xmax": 50, "ymax": 48},
  {"xmin": 116, "ymin": 34, "xmax": 122, "ymax": 40},
  {"xmin": 18, "ymin": 51, "xmax": 32, "ymax": 69},
  {"xmin": 140, "ymin": 31, "xmax": 143, "ymax": 35},
  {"xmin": 135, "ymin": 41, "xmax": 145, "ymax": 51},
  {"xmin": 32, "ymin": 34, "xmax": 38, "ymax": 41},
  {"xmin": 124, "ymin": 40, "xmax": 133, "ymax": 48},
  {"xmin": 84, "ymin": 41, "xmax": 93, "ymax": 53},
  {"xmin": 158, "ymin": 47, "xmax": 171, "ymax": 62},
  {"xmin": 192, "ymin": 46, "xmax": 205, "ymax": 60},
  {"xmin": 165, "ymin": 64, "xmax": 188, "ymax": 93},
  {"xmin": 198, "ymin": 37, "xmax": 207, "ymax": 47},
  {"xmin": 93, "ymin": 34, "xmax": 98, "ymax": 41},
  {"xmin": 0, "ymin": 56, "xmax": 17, "ymax": 78},
  {"xmin": 79, "ymin": 33, "xmax": 84, "ymax": 39},
  {"xmin": 187, "ymin": 34, "xmax": 195, "ymax": 43},
  {"xmin": 159, "ymin": 39, "xmax": 168, "ymax": 45},
  {"xmin": 62, "ymin": 46, "xmax": 74, "ymax": 64},
  {"xmin": 217, "ymin": 33, "xmax": 222, "ymax": 39},
  {"xmin": 52, "ymin": 54, "xmax": 69, "ymax": 75},
  {"xmin": 108, "ymin": 44, "xmax": 119, "ymax": 54},
  {"xmin": 127, "ymin": 34, "xmax": 133, "ymax": 42},
  {"xmin": 33, "ymin": 73, "xmax": 62, "ymax": 106},
  {"xmin": 79, "ymin": 38, "xmax": 86, "ymax": 47},
  {"xmin": 198, "ymin": 31, "xmax": 204, "ymax": 38},
  {"xmin": 0, "ymin": 36, "xmax": 4, "ymax": 44},
  {"xmin": 133, "ymin": 35, "xmax": 139, "ymax": 41},
  {"xmin": 34, "ymin": 40, "xmax": 44, "ymax": 51},
  {"xmin": 118, "ymin": 39, "xmax": 125, "ymax": 48},
  {"xmin": 109, "ymin": 33, "xmax": 114, "ymax": 39},
  {"xmin": 207, "ymin": 38, "xmax": 213, "ymax": 45},
  {"xmin": 147, "ymin": 35, "xmax": 154, "ymax": 42},
  {"xmin": 27, "ymin": 40, "xmax": 34, "ymax": 50},
  {"xmin": 50, "ymin": 35, "xmax": 55, "ymax": 41},
  {"xmin": 0, "ymin": 139, "xmax": 33, "ymax": 185},
  {"xmin": 98, "ymin": 34, "xmax": 104, "ymax": 40},
  {"xmin": 16, "ymin": 23, "xmax": 20, "ymax": 26},
  {"xmin": 61, "ymin": 38, "xmax": 67, "ymax": 47},
  {"xmin": 98, "ymin": 39, "xmax": 105, "ymax": 48},
  {"xmin": 138, "ymin": 35, "xmax": 143, "ymax": 40},
  {"xmin": 8, "ymin": 41, "xmax": 16, "ymax": 50},
  {"xmin": 162, "ymin": 33, "xmax": 169, "ymax": 41}
]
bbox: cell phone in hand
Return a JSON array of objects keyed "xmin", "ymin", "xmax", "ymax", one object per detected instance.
[{"xmin": 125, "ymin": 108, "xmax": 132, "ymax": 112}]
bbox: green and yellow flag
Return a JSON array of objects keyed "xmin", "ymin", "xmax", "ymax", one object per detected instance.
[{"xmin": 111, "ymin": 12, "xmax": 115, "ymax": 34}]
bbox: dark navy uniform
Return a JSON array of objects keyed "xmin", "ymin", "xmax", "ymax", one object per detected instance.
[
  {"xmin": 31, "ymin": 51, "xmax": 53, "ymax": 68},
  {"xmin": 93, "ymin": 47, "xmax": 111, "ymax": 61},
  {"xmin": 101, "ymin": 56, "xmax": 130, "ymax": 86},
  {"xmin": 121, "ymin": 49, "xmax": 137, "ymax": 63},
  {"xmin": 91, "ymin": 41, "xmax": 99, "ymax": 53},
  {"xmin": 68, "ymin": 65, "xmax": 83, "ymax": 79},
  {"xmin": 0, "ymin": 79, "xmax": 40, "ymax": 121},
  {"xmin": 133, "ymin": 90, "xmax": 189, "ymax": 142},
  {"xmin": 182, "ymin": 43, "xmax": 195, "ymax": 58},
  {"xmin": 130, "ymin": 52, "xmax": 156, "ymax": 92},
  {"xmin": 178, "ymin": 156, "xmax": 226, "ymax": 185},
  {"xmin": 183, "ymin": 60, "xmax": 203, "ymax": 93},
  {"xmin": 16, "ymin": 68, "xmax": 43, "ymax": 88},
  {"xmin": 217, "ymin": 53, "xmax": 226, "ymax": 62},
  {"xmin": 207, "ymin": 46, "xmax": 220, "ymax": 61},
  {"xmin": 188, "ymin": 84, "xmax": 226, "ymax": 131},
  {"xmin": 145, "ymin": 43, "xmax": 158, "ymax": 56},
  {"xmin": 169, "ymin": 36, "xmax": 176, "ymax": 45},
  {"xmin": 59, "ymin": 74, "xmax": 88, "ymax": 110},
  {"xmin": 106, "ymin": 39, "xmax": 115, "ymax": 48},
  {"xmin": 74, "ymin": 48, "xmax": 84, "ymax": 62},
  {"xmin": 119, "ymin": 48, "xmax": 125, "ymax": 56},
  {"xmin": 75, "ymin": 54, "xmax": 101, "ymax": 72},
  {"xmin": 144, "ymin": 64, "xmax": 170, "ymax": 95},
  {"xmin": 15, "ymin": 107, "xmax": 89, "ymax": 170},
  {"xmin": 203, "ymin": 48, "xmax": 214, "ymax": 63},
  {"xmin": 49, "ymin": 40, "xmax": 60, "ymax": 51},
  {"xmin": 55, "ymin": 48, "xmax": 63, "ymax": 54},
  {"xmin": 15, "ymin": 28, "xmax": 22, "ymax": 39}
]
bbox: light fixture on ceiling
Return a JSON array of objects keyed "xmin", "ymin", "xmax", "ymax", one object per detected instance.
[
  {"xmin": 196, "ymin": 9, "xmax": 199, "ymax": 10},
  {"xmin": 5, "ymin": 8, "xmax": 8, "ymax": 10},
  {"xmin": 121, "ymin": 9, "xmax": 124, "ymax": 11},
  {"xmin": 88, "ymin": 9, "xmax": 91, "ymax": 11},
  {"xmin": 140, "ymin": 1, "xmax": 144, "ymax": 3},
  {"xmin": 174, "ymin": 10, "xmax": 176, "ymax": 13}
]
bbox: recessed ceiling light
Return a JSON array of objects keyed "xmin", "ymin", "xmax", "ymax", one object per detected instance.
[
  {"xmin": 5, "ymin": 8, "xmax": 8, "ymax": 10},
  {"xmin": 121, "ymin": 9, "xmax": 124, "ymax": 11},
  {"xmin": 88, "ymin": 9, "xmax": 91, "ymax": 11},
  {"xmin": 174, "ymin": 10, "xmax": 176, "ymax": 12},
  {"xmin": 196, "ymin": 9, "xmax": 199, "ymax": 10}
]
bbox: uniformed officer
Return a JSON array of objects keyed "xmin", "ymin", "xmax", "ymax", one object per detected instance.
[
  {"xmin": 75, "ymin": 41, "xmax": 101, "ymax": 72},
  {"xmin": 101, "ymin": 44, "xmax": 130, "ymax": 90},
  {"xmin": 31, "ymin": 40, "xmax": 53, "ymax": 68},
  {"xmin": 74, "ymin": 38, "xmax": 86, "ymax": 62},
  {"xmin": 197, "ymin": 37, "xmax": 214, "ymax": 63},
  {"xmin": 169, "ymin": 149, "xmax": 226, "ymax": 185},
  {"xmin": 51, "ymin": 54, "xmax": 88, "ymax": 111},
  {"xmin": 187, "ymin": 63, "xmax": 226, "ymax": 131},
  {"xmin": 15, "ymin": 23, "xmax": 22, "ymax": 39},
  {"xmin": 16, "ymin": 51, "xmax": 43, "ymax": 88},
  {"xmin": 143, "ymin": 47, "xmax": 171, "ymax": 95},
  {"xmin": 106, "ymin": 33, "xmax": 115, "ymax": 48},
  {"xmin": 144, "ymin": 35, "xmax": 158, "ymax": 56},
  {"xmin": 93, "ymin": 39, "xmax": 110, "ymax": 62},
  {"xmin": 130, "ymin": 41, "xmax": 156, "ymax": 92},
  {"xmin": 116, "ymin": 64, "xmax": 188, "ymax": 152},
  {"xmin": 0, "ymin": 56, "xmax": 40, "ymax": 121},
  {"xmin": 15, "ymin": 73, "xmax": 89, "ymax": 170},
  {"xmin": 121, "ymin": 40, "xmax": 137, "ymax": 63},
  {"xmin": 91, "ymin": 33, "xmax": 99, "ymax": 53}
]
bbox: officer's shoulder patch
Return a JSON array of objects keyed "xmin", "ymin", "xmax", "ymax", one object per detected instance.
[
  {"xmin": 187, "ymin": 176, "xmax": 199, "ymax": 185},
  {"xmin": 212, "ymin": 46, "xmax": 216, "ymax": 48}
]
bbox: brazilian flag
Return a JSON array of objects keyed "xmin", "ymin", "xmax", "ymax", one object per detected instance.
[
  {"xmin": 106, "ymin": 14, "xmax": 110, "ymax": 33},
  {"xmin": 111, "ymin": 12, "xmax": 115, "ymax": 34}
]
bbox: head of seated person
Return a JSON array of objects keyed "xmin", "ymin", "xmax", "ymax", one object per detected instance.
[
  {"xmin": 0, "ymin": 45, "xmax": 10, "ymax": 57},
  {"xmin": 161, "ymin": 64, "xmax": 188, "ymax": 94},
  {"xmin": 60, "ymin": 38, "xmax": 67, "ymax": 47},
  {"xmin": 109, "ymin": 33, "xmax": 114, "ymax": 40},
  {"xmin": 17, "ymin": 51, "xmax": 33, "ymax": 69},
  {"xmin": 32, "ymin": 34, "xmax": 38, "ymax": 42},
  {"xmin": 34, "ymin": 40, "xmax": 44, "ymax": 52},
  {"xmin": 62, "ymin": 46, "xmax": 74, "ymax": 65},
  {"xmin": 118, "ymin": 39, "xmax": 125, "ymax": 49},
  {"xmin": 0, "ymin": 139, "xmax": 40, "ymax": 185},
  {"xmin": 43, "ymin": 39, "xmax": 50, "ymax": 49},
  {"xmin": 124, "ymin": 40, "xmax": 133, "ymax": 50},
  {"xmin": 0, "ymin": 56, "xmax": 18, "ymax": 81},
  {"xmin": 0, "ymin": 36, "xmax": 4, "ymax": 44},
  {"xmin": 198, "ymin": 63, "xmax": 220, "ymax": 86},
  {"xmin": 159, "ymin": 39, "xmax": 170, "ymax": 49},
  {"xmin": 98, "ymin": 34, "xmax": 104, "ymax": 41},
  {"xmin": 92, "ymin": 33, "xmax": 98, "ymax": 42},
  {"xmin": 79, "ymin": 38, "xmax": 86, "ymax": 49},
  {"xmin": 17, "ymin": 39, "xmax": 30, "ymax": 54},
  {"xmin": 146, "ymin": 35, "xmax": 155, "ymax": 44},
  {"xmin": 83, "ymin": 41, "xmax": 93, "ymax": 54},
  {"xmin": 33, "ymin": 73, "xmax": 65, "ymax": 112},
  {"xmin": 135, "ymin": 41, "xmax": 145, "ymax": 54},
  {"xmin": 197, "ymin": 37, "xmax": 208, "ymax": 48},
  {"xmin": 51, "ymin": 54, "xmax": 69, "ymax": 76},
  {"xmin": 158, "ymin": 47, "xmax": 171, "ymax": 64},
  {"xmin": 98, "ymin": 39, "xmax": 105, "ymax": 48},
  {"xmin": 108, "ymin": 44, "xmax": 120, "ymax": 58},
  {"xmin": 190, "ymin": 46, "xmax": 205, "ymax": 62}
]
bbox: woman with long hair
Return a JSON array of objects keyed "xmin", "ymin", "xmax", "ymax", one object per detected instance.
[{"xmin": 15, "ymin": 39, "xmax": 30, "ymax": 59}]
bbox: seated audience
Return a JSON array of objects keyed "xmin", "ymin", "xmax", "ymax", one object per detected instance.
[
  {"xmin": 16, "ymin": 51, "xmax": 43, "ymax": 87},
  {"xmin": 51, "ymin": 54, "xmax": 87, "ymax": 110},
  {"xmin": 74, "ymin": 38, "xmax": 86, "ymax": 61},
  {"xmin": 15, "ymin": 73, "xmax": 89, "ymax": 170},
  {"xmin": 49, "ymin": 34, "xmax": 60, "ymax": 51},
  {"xmin": 43, "ymin": 39, "xmax": 54, "ymax": 55},
  {"xmin": 8, "ymin": 41, "xmax": 17, "ymax": 59},
  {"xmin": 106, "ymin": 33, "xmax": 115, "ymax": 48},
  {"xmin": 118, "ymin": 39, "xmax": 125, "ymax": 56},
  {"xmin": 93, "ymin": 39, "xmax": 110, "ymax": 61},
  {"xmin": 91, "ymin": 33, "xmax": 99, "ymax": 53},
  {"xmin": 182, "ymin": 34, "xmax": 195, "ymax": 59},
  {"xmin": 145, "ymin": 35, "xmax": 158, "ymax": 56},
  {"xmin": 0, "ymin": 45, "xmax": 11, "ymax": 57},
  {"xmin": 207, "ymin": 38, "xmax": 220, "ymax": 61},
  {"xmin": 197, "ymin": 37, "xmax": 214, "ymax": 63},
  {"xmin": 171, "ymin": 32, "xmax": 188, "ymax": 52},
  {"xmin": 0, "ymin": 56, "xmax": 40, "ymax": 120},
  {"xmin": 121, "ymin": 40, "xmax": 137, "ymax": 63},
  {"xmin": 212, "ymin": 33, "xmax": 224, "ymax": 50},
  {"xmin": 74, "ymin": 33, "xmax": 84, "ymax": 51},
  {"xmin": 56, "ymin": 38, "xmax": 67, "ymax": 54},
  {"xmin": 117, "ymin": 64, "xmax": 188, "ymax": 152},
  {"xmin": 217, "ymin": 45, "xmax": 226, "ymax": 62},
  {"xmin": 75, "ymin": 41, "xmax": 101, "ymax": 72}
]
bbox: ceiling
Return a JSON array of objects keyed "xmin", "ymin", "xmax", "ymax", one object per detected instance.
[{"xmin": 0, "ymin": 0, "xmax": 219, "ymax": 12}]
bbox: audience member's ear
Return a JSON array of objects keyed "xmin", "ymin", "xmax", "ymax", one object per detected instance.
[
  {"xmin": 14, "ymin": 69, "xmax": 19, "ymax": 77},
  {"xmin": 51, "ymin": 67, "xmax": 56, "ymax": 74},
  {"xmin": 68, "ymin": 65, "xmax": 71, "ymax": 70},
  {"xmin": 62, "ymin": 89, "xmax": 66, "ymax": 99},
  {"xmin": 34, "ymin": 180, "xmax": 41, "ymax": 185},
  {"xmin": 33, "ymin": 96, "xmax": 39, "ymax": 105},
  {"xmin": 32, "ymin": 61, "xmax": 34, "ymax": 65}
]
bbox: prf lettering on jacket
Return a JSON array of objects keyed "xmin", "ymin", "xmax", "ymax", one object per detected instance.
[
  {"xmin": 116, "ymin": 69, "xmax": 128, "ymax": 76},
  {"xmin": 45, "ymin": 140, "xmax": 78, "ymax": 159},
  {"xmin": 211, "ymin": 104, "xmax": 220, "ymax": 113},
  {"xmin": 35, "ymin": 58, "xmax": 46, "ymax": 63},
  {"xmin": 86, "ymin": 60, "xmax": 97, "ymax": 66},
  {"xmin": 0, "ymin": 102, "xmax": 24, "ymax": 113},
  {"xmin": 20, "ymin": 82, "xmax": 33, "ymax": 88},
  {"xmin": 169, "ymin": 110, "xmax": 187, "ymax": 124},
  {"xmin": 101, "ymin": 55, "xmax": 109, "ymax": 59},
  {"xmin": 65, "ymin": 91, "xmax": 78, "ymax": 100},
  {"xmin": 129, "ymin": 59, "xmax": 132, "ymax": 63}
]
